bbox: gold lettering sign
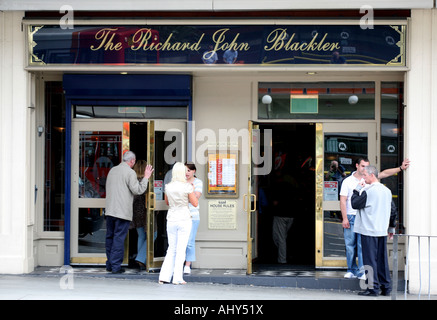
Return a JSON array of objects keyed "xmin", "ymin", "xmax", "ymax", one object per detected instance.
[
  {"xmin": 130, "ymin": 28, "xmax": 205, "ymax": 52},
  {"xmin": 89, "ymin": 27, "xmax": 254, "ymax": 62},
  {"xmin": 264, "ymin": 28, "xmax": 340, "ymax": 52},
  {"xmin": 90, "ymin": 28, "xmax": 124, "ymax": 51},
  {"xmin": 89, "ymin": 27, "xmax": 341, "ymax": 56},
  {"xmin": 211, "ymin": 28, "xmax": 250, "ymax": 52},
  {"xmin": 29, "ymin": 24, "xmax": 406, "ymax": 66}
]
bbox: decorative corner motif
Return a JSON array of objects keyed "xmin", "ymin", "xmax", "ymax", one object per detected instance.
[
  {"xmin": 29, "ymin": 25, "xmax": 46, "ymax": 65},
  {"xmin": 387, "ymin": 25, "xmax": 406, "ymax": 66}
]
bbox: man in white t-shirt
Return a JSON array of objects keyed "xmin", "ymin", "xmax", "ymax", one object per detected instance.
[{"xmin": 339, "ymin": 157, "xmax": 410, "ymax": 279}]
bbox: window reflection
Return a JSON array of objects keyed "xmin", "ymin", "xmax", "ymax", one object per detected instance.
[
  {"xmin": 79, "ymin": 131, "xmax": 122, "ymax": 198},
  {"xmin": 323, "ymin": 210, "xmax": 346, "ymax": 258},
  {"xmin": 381, "ymin": 82, "xmax": 404, "ymax": 232},
  {"xmin": 44, "ymin": 81, "xmax": 65, "ymax": 231},
  {"xmin": 323, "ymin": 132, "xmax": 368, "ymax": 258},
  {"xmin": 78, "ymin": 208, "xmax": 106, "ymax": 253},
  {"xmin": 324, "ymin": 132, "xmax": 368, "ymax": 176}
]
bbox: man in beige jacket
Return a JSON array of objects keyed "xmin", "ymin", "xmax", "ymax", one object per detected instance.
[{"xmin": 105, "ymin": 151, "xmax": 153, "ymax": 273}]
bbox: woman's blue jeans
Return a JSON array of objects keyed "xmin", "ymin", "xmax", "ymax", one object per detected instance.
[
  {"xmin": 185, "ymin": 219, "xmax": 200, "ymax": 262},
  {"xmin": 135, "ymin": 227, "xmax": 157, "ymax": 265},
  {"xmin": 344, "ymin": 214, "xmax": 364, "ymax": 276}
]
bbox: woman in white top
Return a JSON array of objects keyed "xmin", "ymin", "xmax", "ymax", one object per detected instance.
[{"xmin": 159, "ymin": 162, "xmax": 198, "ymax": 285}]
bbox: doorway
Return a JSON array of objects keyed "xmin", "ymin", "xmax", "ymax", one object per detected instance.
[
  {"xmin": 254, "ymin": 123, "xmax": 316, "ymax": 267},
  {"xmin": 70, "ymin": 119, "xmax": 186, "ymax": 268}
]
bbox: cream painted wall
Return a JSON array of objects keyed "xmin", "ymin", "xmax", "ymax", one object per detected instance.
[
  {"xmin": 405, "ymin": 9, "xmax": 437, "ymax": 294},
  {"xmin": 191, "ymin": 75, "xmax": 253, "ymax": 268},
  {"xmin": 0, "ymin": 11, "xmax": 34, "ymax": 273}
]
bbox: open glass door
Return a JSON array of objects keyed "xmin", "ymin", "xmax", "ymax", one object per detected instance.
[
  {"xmin": 71, "ymin": 121, "xmax": 125, "ymax": 264},
  {"xmin": 146, "ymin": 120, "xmax": 186, "ymax": 271},
  {"xmin": 71, "ymin": 119, "xmax": 185, "ymax": 267},
  {"xmin": 315, "ymin": 122, "xmax": 376, "ymax": 268},
  {"xmin": 246, "ymin": 121, "xmax": 272, "ymax": 274},
  {"xmin": 71, "ymin": 120, "xmax": 153, "ymax": 265},
  {"xmin": 246, "ymin": 121, "xmax": 257, "ymax": 274}
]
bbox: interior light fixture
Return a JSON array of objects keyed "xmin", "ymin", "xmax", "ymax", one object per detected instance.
[
  {"xmin": 348, "ymin": 95, "xmax": 359, "ymax": 104},
  {"xmin": 262, "ymin": 94, "xmax": 272, "ymax": 105}
]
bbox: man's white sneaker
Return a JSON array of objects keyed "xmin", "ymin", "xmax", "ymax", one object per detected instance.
[
  {"xmin": 344, "ymin": 272, "xmax": 357, "ymax": 279},
  {"xmin": 184, "ymin": 266, "xmax": 191, "ymax": 274},
  {"xmin": 358, "ymin": 274, "xmax": 366, "ymax": 280}
]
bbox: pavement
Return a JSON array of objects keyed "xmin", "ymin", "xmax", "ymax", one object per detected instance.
[
  {"xmin": 1, "ymin": 267, "xmax": 436, "ymax": 318},
  {"xmin": 1, "ymin": 265, "xmax": 435, "ymax": 302},
  {"xmin": 0, "ymin": 273, "xmax": 377, "ymax": 301}
]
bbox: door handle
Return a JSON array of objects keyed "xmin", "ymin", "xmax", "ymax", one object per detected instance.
[
  {"xmin": 243, "ymin": 194, "xmax": 257, "ymax": 212},
  {"xmin": 148, "ymin": 192, "xmax": 156, "ymax": 210}
]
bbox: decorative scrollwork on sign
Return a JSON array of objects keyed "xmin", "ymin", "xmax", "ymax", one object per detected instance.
[
  {"xmin": 28, "ymin": 25, "xmax": 46, "ymax": 65},
  {"xmin": 387, "ymin": 25, "xmax": 406, "ymax": 66}
]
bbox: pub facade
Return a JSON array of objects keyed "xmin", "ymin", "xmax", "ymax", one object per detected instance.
[{"xmin": 0, "ymin": 1, "xmax": 435, "ymax": 294}]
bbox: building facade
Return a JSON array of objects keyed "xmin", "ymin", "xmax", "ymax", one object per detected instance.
[{"xmin": 0, "ymin": 1, "xmax": 436, "ymax": 294}]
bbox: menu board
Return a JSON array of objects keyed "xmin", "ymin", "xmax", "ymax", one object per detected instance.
[{"xmin": 206, "ymin": 152, "xmax": 238, "ymax": 198}]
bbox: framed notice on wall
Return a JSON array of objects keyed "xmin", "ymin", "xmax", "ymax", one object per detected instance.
[
  {"xmin": 208, "ymin": 200, "xmax": 237, "ymax": 230},
  {"xmin": 206, "ymin": 151, "xmax": 238, "ymax": 198}
]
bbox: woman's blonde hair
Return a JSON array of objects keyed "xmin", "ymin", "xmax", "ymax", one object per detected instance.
[
  {"xmin": 133, "ymin": 160, "xmax": 147, "ymax": 179},
  {"xmin": 171, "ymin": 162, "xmax": 187, "ymax": 183}
]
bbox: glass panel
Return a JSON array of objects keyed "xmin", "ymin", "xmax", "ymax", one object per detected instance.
[
  {"xmin": 381, "ymin": 82, "xmax": 404, "ymax": 232},
  {"xmin": 324, "ymin": 132, "xmax": 368, "ymax": 180},
  {"xmin": 154, "ymin": 210, "xmax": 168, "ymax": 258},
  {"xmin": 78, "ymin": 208, "xmax": 106, "ymax": 253},
  {"xmin": 78, "ymin": 131, "xmax": 122, "ymax": 198},
  {"xmin": 44, "ymin": 82, "xmax": 65, "ymax": 231},
  {"xmin": 323, "ymin": 132, "xmax": 368, "ymax": 258},
  {"xmin": 128, "ymin": 122, "xmax": 148, "ymax": 160},
  {"xmin": 154, "ymin": 130, "xmax": 183, "ymax": 200},
  {"xmin": 153, "ymin": 130, "xmax": 183, "ymax": 260},
  {"xmin": 125, "ymin": 122, "xmax": 149, "ymax": 266},
  {"xmin": 74, "ymin": 105, "xmax": 187, "ymax": 119},
  {"xmin": 323, "ymin": 210, "xmax": 345, "ymax": 258},
  {"xmin": 258, "ymin": 82, "xmax": 375, "ymax": 120}
]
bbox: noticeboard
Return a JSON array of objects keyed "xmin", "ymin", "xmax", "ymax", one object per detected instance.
[
  {"xmin": 206, "ymin": 151, "xmax": 238, "ymax": 198},
  {"xmin": 323, "ymin": 181, "xmax": 338, "ymax": 201},
  {"xmin": 208, "ymin": 200, "xmax": 237, "ymax": 230}
]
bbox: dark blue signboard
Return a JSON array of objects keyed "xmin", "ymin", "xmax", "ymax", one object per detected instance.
[{"xmin": 29, "ymin": 24, "xmax": 406, "ymax": 66}]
